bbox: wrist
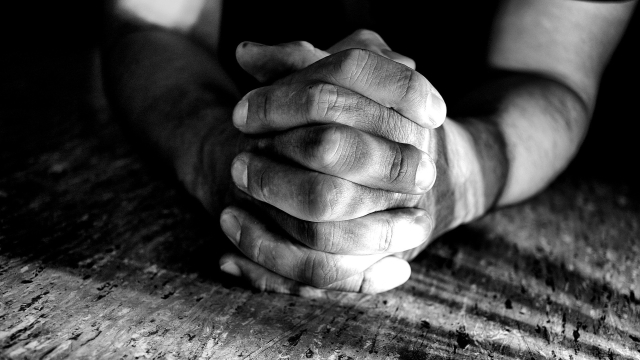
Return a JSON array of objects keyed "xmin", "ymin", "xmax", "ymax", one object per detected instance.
[
  {"xmin": 432, "ymin": 118, "xmax": 508, "ymax": 231},
  {"xmin": 173, "ymin": 108, "xmax": 241, "ymax": 214}
]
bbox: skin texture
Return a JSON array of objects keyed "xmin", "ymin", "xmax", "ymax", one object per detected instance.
[
  {"xmin": 103, "ymin": 0, "xmax": 636, "ymax": 295},
  {"xmin": 219, "ymin": 38, "xmax": 479, "ymax": 293}
]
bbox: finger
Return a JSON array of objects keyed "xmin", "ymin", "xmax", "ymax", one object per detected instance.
[
  {"xmin": 221, "ymin": 253, "xmax": 410, "ymax": 294},
  {"xmin": 233, "ymin": 82, "xmax": 432, "ymax": 152},
  {"xmin": 273, "ymin": 49, "xmax": 446, "ymax": 128},
  {"xmin": 236, "ymin": 41, "xmax": 330, "ymax": 83},
  {"xmin": 230, "ymin": 152, "xmax": 419, "ymax": 222},
  {"xmin": 254, "ymin": 124, "xmax": 436, "ymax": 194},
  {"xmin": 393, "ymin": 241, "xmax": 431, "ymax": 262},
  {"xmin": 381, "ymin": 49, "xmax": 416, "ymax": 71},
  {"xmin": 219, "ymin": 253, "xmax": 326, "ymax": 297},
  {"xmin": 327, "ymin": 29, "xmax": 416, "ymax": 69},
  {"xmin": 219, "ymin": 206, "xmax": 386, "ymax": 288},
  {"xmin": 236, "ymin": 31, "xmax": 415, "ymax": 85},
  {"xmin": 324, "ymin": 256, "xmax": 411, "ymax": 293},
  {"xmin": 265, "ymin": 207, "xmax": 432, "ymax": 255}
]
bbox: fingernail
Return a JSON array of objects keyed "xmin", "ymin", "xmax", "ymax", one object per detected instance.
[
  {"xmin": 413, "ymin": 214, "xmax": 432, "ymax": 234},
  {"xmin": 231, "ymin": 157, "xmax": 248, "ymax": 191},
  {"xmin": 220, "ymin": 261, "xmax": 242, "ymax": 277},
  {"xmin": 220, "ymin": 211, "xmax": 241, "ymax": 244},
  {"xmin": 416, "ymin": 155, "xmax": 436, "ymax": 191},
  {"xmin": 232, "ymin": 98, "xmax": 248, "ymax": 128},
  {"xmin": 427, "ymin": 92, "xmax": 447, "ymax": 127}
]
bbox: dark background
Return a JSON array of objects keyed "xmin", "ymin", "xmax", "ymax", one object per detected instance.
[{"xmin": 2, "ymin": 0, "xmax": 638, "ymax": 190}]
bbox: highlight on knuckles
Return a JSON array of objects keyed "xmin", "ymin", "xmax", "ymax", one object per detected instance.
[
  {"xmin": 224, "ymin": 207, "xmax": 388, "ymax": 288},
  {"xmin": 224, "ymin": 43, "xmax": 448, "ymax": 291},
  {"xmin": 249, "ymin": 124, "xmax": 435, "ymax": 195},
  {"xmin": 263, "ymin": 47, "xmax": 446, "ymax": 129},
  {"xmin": 226, "ymin": 46, "xmax": 444, "ymax": 287},
  {"xmin": 259, "ymin": 205, "xmax": 434, "ymax": 255},
  {"xmin": 232, "ymin": 150, "xmax": 432, "ymax": 223}
]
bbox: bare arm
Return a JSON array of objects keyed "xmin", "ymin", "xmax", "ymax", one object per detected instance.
[
  {"xmin": 485, "ymin": 0, "xmax": 636, "ymax": 205},
  {"xmin": 102, "ymin": 0, "xmax": 636, "ymax": 294},
  {"xmin": 102, "ymin": 0, "xmax": 239, "ymax": 213},
  {"xmin": 215, "ymin": 1, "xmax": 637, "ymax": 293}
]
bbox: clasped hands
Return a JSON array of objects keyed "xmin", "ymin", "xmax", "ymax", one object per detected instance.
[{"xmin": 219, "ymin": 30, "xmax": 451, "ymax": 295}]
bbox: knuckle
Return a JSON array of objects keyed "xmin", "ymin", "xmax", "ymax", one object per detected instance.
[
  {"xmin": 255, "ymin": 89, "xmax": 273, "ymax": 127},
  {"xmin": 412, "ymin": 128, "xmax": 429, "ymax": 151},
  {"xmin": 289, "ymin": 40, "xmax": 315, "ymax": 51},
  {"xmin": 385, "ymin": 143, "xmax": 411, "ymax": 185},
  {"xmin": 342, "ymin": 47, "xmax": 368, "ymax": 61},
  {"xmin": 305, "ymin": 174, "xmax": 342, "ymax": 221},
  {"xmin": 339, "ymin": 48, "xmax": 372, "ymax": 83},
  {"xmin": 372, "ymin": 106, "xmax": 423, "ymax": 147},
  {"xmin": 308, "ymin": 126, "xmax": 348, "ymax": 169},
  {"xmin": 395, "ymin": 115, "xmax": 422, "ymax": 145},
  {"xmin": 306, "ymin": 82, "xmax": 342, "ymax": 121},
  {"xmin": 353, "ymin": 28, "xmax": 380, "ymax": 40},
  {"xmin": 378, "ymin": 217, "xmax": 395, "ymax": 252},
  {"xmin": 301, "ymin": 252, "xmax": 339, "ymax": 288},
  {"xmin": 395, "ymin": 67, "xmax": 419, "ymax": 103},
  {"xmin": 248, "ymin": 233, "xmax": 266, "ymax": 263},
  {"xmin": 253, "ymin": 163, "xmax": 272, "ymax": 201},
  {"xmin": 370, "ymin": 105, "xmax": 398, "ymax": 137},
  {"xmin": 385, "ymin": 190, "xmax": 414, "ymax": 209},
  {"xmin": 303, "ymin": 222, "xmax": 339, "ymax": 253}
]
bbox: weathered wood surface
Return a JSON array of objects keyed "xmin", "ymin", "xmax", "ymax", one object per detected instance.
[{"xmin": 2, "ymin": 48, "xmax": 640, "ymax": 360}]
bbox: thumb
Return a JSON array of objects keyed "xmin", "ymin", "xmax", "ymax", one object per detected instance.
[
  {"xmin": 235, "ymin": 30, "xmax": 415, "ymax": 84},
  {"xmin": 327, "ymin": 29, "xmax": 416, "ymax": 70},
  {"xmin": 236, "ymin": 40, "xmax": 330, "ymax": 83}
]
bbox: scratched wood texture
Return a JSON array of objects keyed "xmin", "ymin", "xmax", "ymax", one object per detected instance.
[{"xmin": 2, "ymin": 43, "xmax": 640, "ymax": 360}]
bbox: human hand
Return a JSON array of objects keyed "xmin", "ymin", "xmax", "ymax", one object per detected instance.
[
  {"xmin": 235, "ymin": 29, "xmax": 416, "ymax": 84},
  {"xmin": 219, "ymin": 31, "xmax": 474, "ymax": 295}
]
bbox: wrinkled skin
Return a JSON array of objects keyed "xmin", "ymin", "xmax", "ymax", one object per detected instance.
[{"xmin": 218, "ymin": 30, "xmax": 474, "ymax": 294}]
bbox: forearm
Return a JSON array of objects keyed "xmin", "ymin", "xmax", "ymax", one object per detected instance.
[
  {"xmin": 482, "ymin": 0, "xmax": 635, "ymax": 205},
  {"xmin": 439, "ymin": 73, "xmax": 590, "ymax": 229},
  {"xmin": 102, "ymin": 29, "xmax": 241, "ymax": 212},
  {"xmin": 487, "ymin": 74, "xmax": 589, "ymax": 206}
]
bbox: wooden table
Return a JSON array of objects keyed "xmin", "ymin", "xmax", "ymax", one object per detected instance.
[{"xmin": 1, "ymin": 46, "xmax": 639, "ymax": 360}]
